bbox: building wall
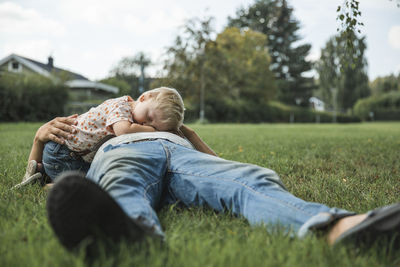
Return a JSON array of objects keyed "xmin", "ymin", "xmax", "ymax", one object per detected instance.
[
  {"xmin": 68, "ymin": 88, "xmax": 113, "ymax": 102},
  {"xmin": 1, "ymin": 59, "xmax": 116, "ymax": 115},
  {"xmin": 0, "ymin": 60, "xmax": 37, "ymax": 76},
  {"xmin": 66, "ymin": 88, "xmax": 115, "ymax": 114}
]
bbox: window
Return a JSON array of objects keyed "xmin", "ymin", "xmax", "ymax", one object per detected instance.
[{"xmin": 9, "ymin": 60, "xmax": 22, "ymax": 73}]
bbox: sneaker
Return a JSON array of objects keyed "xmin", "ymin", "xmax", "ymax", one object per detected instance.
[
  {"xmin": 46, "ymin": 171, "xmax": 153, "ymax": 253},
  {"xmin": 12, "ymin": 160, "xmax": 43, "ymax": 189}
]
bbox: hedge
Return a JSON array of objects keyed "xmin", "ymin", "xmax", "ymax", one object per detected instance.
[
  {"xmin": 0, "ymin": 72, "xmax": 361, "ymax": 124},
  {"xmin": 185, "ymin": 100, "xmax": 360, "ymax": 123},
  {"xmin": 0, "ymin": 73, "xmax": 68, "ymax": 122},
  {"xmin": 373, "ymin": 109, "xmax": 400, "ymax": 121},
  {"xmin": 354, "ymin": 91, "xmax": 400, "ymax": 121}
]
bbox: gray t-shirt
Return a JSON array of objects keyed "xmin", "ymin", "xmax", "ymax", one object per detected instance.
[{"xmin": 93, "ymin": 132, "xmax": 194, "ymax": 161}]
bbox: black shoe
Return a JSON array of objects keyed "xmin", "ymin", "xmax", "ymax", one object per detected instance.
[{"xmin": 46, "ymin": 171, "xmax": 152, "ymax": 253}]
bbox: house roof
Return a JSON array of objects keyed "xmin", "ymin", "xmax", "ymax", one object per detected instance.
[
  {"xmin": 21, "ymin": 55, "xmax": 88, "ymax": 80},
  {"xmin": 0, "ymin": 53, "xmax": 119, "ymax": 94},
  {"xmin": 65, "ymin": 79, "xmax": 119, "ymax": 94},
  {"xmin": 0, "ymin": 53, "xmax": 88, "ymax": 80}
]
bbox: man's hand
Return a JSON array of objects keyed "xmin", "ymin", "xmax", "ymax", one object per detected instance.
[{"xmin": 35, "ymin": 115, "xmax": 78, "ymax": 145}]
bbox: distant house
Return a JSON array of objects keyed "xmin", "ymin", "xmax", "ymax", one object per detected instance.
[
  {"xmin": 309, "ymin": 97, "xmax": 325, "ymax": 111},
  {"xmin": 0, "ymin": 53, "xmax": 119, "ymax": 113}
]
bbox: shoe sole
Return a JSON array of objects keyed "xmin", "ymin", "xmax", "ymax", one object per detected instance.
[
  {"xmin": 12, "ymin": 172, "xmax": 42, "ymax": 189},
  {"xmin": 46, "ymin": 171, "xmax": 146, "ymax": 251},
  {"xmin": 334, "ymin": 202, "xmax": 400, "ymax": 245}
]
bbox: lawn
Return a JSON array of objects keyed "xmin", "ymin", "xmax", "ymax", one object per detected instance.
[{"xmin": 0, "ymin": 122, "xmax": 399, "ymax": 266}]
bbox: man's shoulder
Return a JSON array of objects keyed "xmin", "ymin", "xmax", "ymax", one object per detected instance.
[{"xmin": 100, "ymin": 132, "xmax": 193, "ymax": 151}]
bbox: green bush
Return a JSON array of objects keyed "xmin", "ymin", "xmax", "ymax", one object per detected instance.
[
  {"xmin": 373, "ymin": 109, "xmax": 400, "ymax": 121},
  {"xmin": 0, "ymin": 73, "xmax": 68, "ymax": 122},
  {"xmin": 354, "ymin": 91, "xmax": 400, "ymax": 120},
  {"xmin": 184, "ymin": 100, "xmax": 360, "ymax": 123}
]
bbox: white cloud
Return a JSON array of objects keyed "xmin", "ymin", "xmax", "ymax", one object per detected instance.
[
  {"xmin": 293, "ymin": 0, "xmax": 337, "ymax": 29},
  {"xmin": 388, "ymin": 25, "xmax": 400, "ymax": 50},
  {"xmin": 119, "ymin": 8, "xmax": 186, "ymax": 35},
  {"xmin": 0, "ymin": 2, "xmax": 65, "ymax": 36},
  {"xmin": 0, "ymin": 0, "xmax": 398, "ymax": 80},
  {"xmin": 3, "ymin": 39, "xmax": 53, "ymax": 59},
  {"xmin": 361, "ymin": 0, "xmax": 397, "ymax": 10},
  {"xmin": 57, "ymin": 0, "xmax": 187, "ymax": 35}
]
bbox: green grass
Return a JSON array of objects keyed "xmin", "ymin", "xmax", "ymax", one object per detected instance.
[{"xmin": 1, "ymin": 122, "xmax": 399, "ymax": 266}]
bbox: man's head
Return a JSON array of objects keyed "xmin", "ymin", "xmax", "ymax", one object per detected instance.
[{"xmin": 132, "ymin": 87, "xmax": 185, "ymax": 131}]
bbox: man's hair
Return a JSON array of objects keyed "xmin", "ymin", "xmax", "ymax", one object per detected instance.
[{"xmin": 148, "ymin": 87, "xmax": 185, "ymax": 131}]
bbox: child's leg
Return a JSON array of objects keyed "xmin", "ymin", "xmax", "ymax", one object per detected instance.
[{"xmin": 42, "ymin": 141, "xmax": 90, "ymax": 181}]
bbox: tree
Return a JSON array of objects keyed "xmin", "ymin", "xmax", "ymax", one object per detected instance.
[
  {"xmin": 132, "ymin": 52, "xmax": 151, "ymax": 94},
  {"xmin": 369, "ymin": 74, "xmax": 400, "ymax": 96},
  {"xmin": 153, "ymin": 18, "xmax": 276, "ymax": 122},
  {"xmin": 207, "ymin": 27, "xmax": 276, "ymax": 104},
  {"xmin": 99, "ymin": 76, "xmax": 131, "ymax": 97},
  {"xmin": 109, "ymin": 52, "xmax": 152, "ymax": 97},
  {"xmin": 336, "ymin": 0, "xmax": 399, "ymax": 71},
  {"xmin": 228, "ymin": 0, "xmax": 314, "ymax": 106},
  {"xmin": 337, "ymin": 0, "xmax": 400, "ymax": 36},
  {"xmin": 154, "ymin": 16, "xmax": 215, "ymax": 121},
  {"xmin": 315, "ymin": 32, "xmax": 370, "ymax": 112}
]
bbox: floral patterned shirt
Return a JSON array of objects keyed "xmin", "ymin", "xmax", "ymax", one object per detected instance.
[{"xmin": 65, "ymin": 96, "xmax": 134, "ymax": 161}]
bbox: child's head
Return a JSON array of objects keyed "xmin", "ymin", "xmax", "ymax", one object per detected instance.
[{"xmin": 133, "ymin": 87, "xmax": 185, "ymax": 131}]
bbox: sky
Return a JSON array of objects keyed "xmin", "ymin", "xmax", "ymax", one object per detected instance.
[{"xmin": 0, "ymin": 0, "xmax": 399, "ymax": 82}]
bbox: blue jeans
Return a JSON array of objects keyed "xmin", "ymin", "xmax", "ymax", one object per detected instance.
[
  {"xmin": 86, "ymin": 140, "xmax": 355, "ymax": 238},
  {"xmin": 43, "ymin": 141, "xmax": 90, "ymax": 181}
]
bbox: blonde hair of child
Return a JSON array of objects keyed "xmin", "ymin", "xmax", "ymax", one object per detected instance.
[{"xmin": 147, "ymin": 87, "xmax": 185, "ymax": 131}]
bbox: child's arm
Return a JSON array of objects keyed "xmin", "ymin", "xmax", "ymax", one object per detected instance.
[
  {"xmin": 28, "ymin": 115, "xmax": 78, "ymax": 163},
  {"xmin": 28, "ymin": 138, "xmax": 45, "ymax": 164},
  {"xmin": 179, "ymin": 124, "xmax": 217, "ymax": 156},
  {"xmin": 112, "ymin": 120, "xmax": 156, "ymax": 136}
]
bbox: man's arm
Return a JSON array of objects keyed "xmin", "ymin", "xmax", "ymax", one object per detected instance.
[
  {"xmin": 28, "ymin": 115, "xmax": 78, "ymax": 163},
  {"xmin": 112, "ymin": 120, "xmax": 156, "ymax": 136},
  {"xmin": 180, "ymin": 124, "xmax": 217, "ymax": 156}
]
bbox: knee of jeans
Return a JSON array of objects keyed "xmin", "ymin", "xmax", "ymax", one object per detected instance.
[
  {"xmin": 43, "ymin": 153, "xmax": 87, "ymax": 181},
  {"xmin": 270, "ymin": 170, "xmax": 281, "ymax": 181},
  {"xmin": 266, "ymin": 170, "xmax": 287, "ymax": 189},
  {"xmin": 43, "ymin": 160, "xmax": 64, "ymax": 181}
]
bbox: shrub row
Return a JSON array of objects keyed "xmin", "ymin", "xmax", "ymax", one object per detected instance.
[
  {"xmin": 0, "ymin": 73, "xmax": 361, "ymax": 123},
  {"xmin": 373, "ymin": 109, "xmax": 400, "ymax": 121},
  {"xmin": 185, "ymin": 99, "xmax": 360, "ymax": 123},
  {"xmin": 354, "ymin": 91, "xmax": 400, "ymax": 120},
  {"xmin": 0, "ymin": 73, "xmax": 68, "ymax": 122}
]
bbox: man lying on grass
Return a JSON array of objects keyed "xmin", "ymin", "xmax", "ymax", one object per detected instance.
[{"xmin": 21, "ymin": 114, "xmax": 400, "ymax": 254}]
